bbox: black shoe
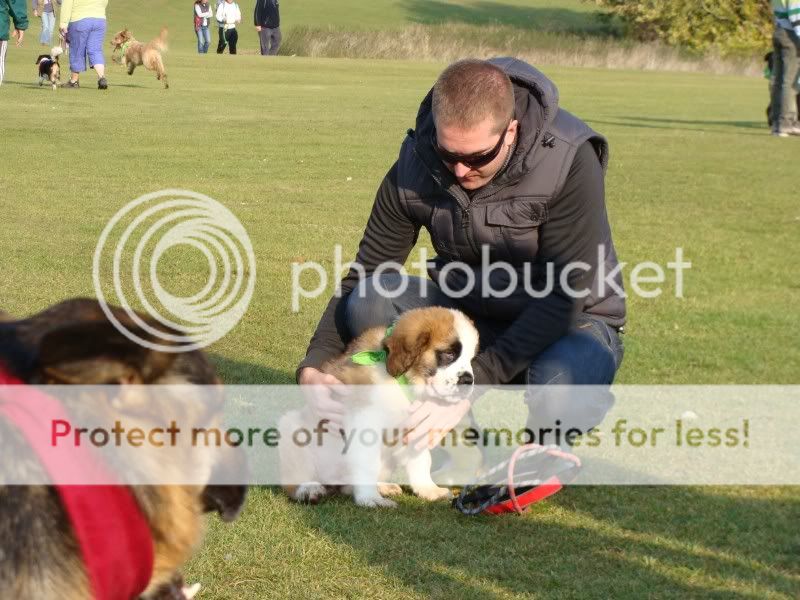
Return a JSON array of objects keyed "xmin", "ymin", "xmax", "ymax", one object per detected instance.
[
  {"xmin": 63, "ymin": 80, "xmax": 79, "ymax": 88},
  {"xmin": 97, "ymin": 77, "xmax": 108, "ymax": 90}
]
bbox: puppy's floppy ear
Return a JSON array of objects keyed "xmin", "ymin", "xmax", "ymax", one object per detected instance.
[
  {"xmin": 36, "ymin": 320, "xmax": 178, "ymax": 384},
  {"xmin": 384, "ymin": 324, "xmax": 430, "ymax": 378}
]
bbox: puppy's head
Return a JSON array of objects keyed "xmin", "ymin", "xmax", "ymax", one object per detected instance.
[
  {"xmin": 110, "ymin": 28, "xmax": 132, "ymax": 50},
  {"xmin": 383, "ymin": 307, "xmax": 478, "ymax": 400}
]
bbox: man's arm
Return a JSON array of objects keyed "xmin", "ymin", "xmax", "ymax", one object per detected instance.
[
  {"xmin": 297, "ymin": 162, "xmax": 420, "ymax": 379},
  {"xmin": 9, "ymin": 0, "xmax": 30, "ymax": 31},
  {"xmin": 472, "ymin": 141, "xmax": 607, "ymax": 384}
]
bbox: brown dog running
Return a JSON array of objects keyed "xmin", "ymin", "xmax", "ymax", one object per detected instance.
[
  {"xmin": 0, "ymin": 298, "xmax": 247, "ymax": 599},
  {"xmin": 110, "ymin": 27, "xmax": 169, "ymax": 89}
]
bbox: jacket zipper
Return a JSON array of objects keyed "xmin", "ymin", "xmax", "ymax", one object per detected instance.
[{"xmin": 414, "ymin": 142, "xmax": 481, "ymax": 258}]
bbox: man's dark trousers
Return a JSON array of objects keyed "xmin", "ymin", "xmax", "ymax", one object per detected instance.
[
  {"xmin": 771, "ymin": 25, "xmax": 800, "ymax": 130},
  {"xmin": 258, "ymin": 27, "xmax": 281, "ymax": 55}
]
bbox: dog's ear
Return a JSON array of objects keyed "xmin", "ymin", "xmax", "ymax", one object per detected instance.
[
  {"xmin": 384, "ymin": 320, "xmax": 431, "ymax": 378},
  {"xmin": 36, "ymin": 320, "xmax": 178, "ymax": 385}
]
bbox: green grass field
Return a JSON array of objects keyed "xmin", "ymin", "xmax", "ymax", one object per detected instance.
[{"xmin": 1, "ymin": 1, "xmax": 799, "ymax": 598}]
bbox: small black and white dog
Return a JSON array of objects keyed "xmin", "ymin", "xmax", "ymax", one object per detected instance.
[{"xmin": 35, "ymin": 47, "xmax": 63, "ymax": 90}]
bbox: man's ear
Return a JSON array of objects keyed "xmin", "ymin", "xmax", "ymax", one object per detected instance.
[
  {"xmin": 506, "ymin": 119, "xmax": 519, "ymax": 142},
  {"xmin": 384, "ymin": 327, "xmax": 430, "ymax": 378},
  {"xmin": 36, "ymin": 321, "xmax": 177, "ymax": 385}
]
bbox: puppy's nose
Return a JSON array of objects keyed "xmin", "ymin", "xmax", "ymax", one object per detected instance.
[{"xmin": 457, "ymin": 372, "xmax": 474, "ymax": 386}]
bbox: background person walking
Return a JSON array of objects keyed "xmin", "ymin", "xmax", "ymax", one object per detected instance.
[
  {"xmin": 771, "ymin": 0, "xmax": 800, "ymax": 136},
  {"xmin": 254, "ymin": 0, "xmax": 279, "ymax": 56},
  {"xmin": 215, "ymin": 0, "xmax": 239, "ymax": 54},
  {"xmin": 194, "ymin": 0, "xmax": 212, "ymax": 54},
  {"xmin": 32, "ymin": 0, "xmax": 59, "ymax": 46},
  {"xmin": 1, "ymin": 0, "xmax": 28, "ymax": 86},
  {"xmin": 59, "ymin": 0, "xmax": 108, "ymax": 89}
]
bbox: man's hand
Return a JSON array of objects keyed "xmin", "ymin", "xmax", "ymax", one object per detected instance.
[
  {"xmin": 34, "ymin": 10, "xmax": 40, "ymax": 17},
  {"xmin": 12, "ymin": 29, "xmax": 24, "ymax": 47},
  {"xmin": 298, "ymin": 367, "xmax": 346, "ymax": 430},
  {"xmin": 402, "ymin": 398, "xmax": 472, "ymax": 451},
  {"xmin": 255, "ymin": 25, "xmax": 262, "ymax": 32}
]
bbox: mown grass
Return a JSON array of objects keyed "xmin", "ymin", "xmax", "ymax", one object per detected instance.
[{"xmin": 1, "ymin": 9, "xmax": 798, "ymax": 600}]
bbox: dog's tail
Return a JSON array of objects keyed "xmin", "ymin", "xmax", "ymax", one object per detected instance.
[
  {"xmin": 50, "ymin": 46, "xmax": 64, "ymax": 60},
  {"xmin": 152, "ymin": 27, "xmax": 169, "ymax": 52}
]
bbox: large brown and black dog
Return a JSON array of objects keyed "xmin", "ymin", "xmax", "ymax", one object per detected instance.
[
  {"xmin": 0, "ymin": 298, "xmax": 246, "ymax": 599},
  {"xmin": 110, "ymin": 27, "xmax": 169, "ymax": 89}
]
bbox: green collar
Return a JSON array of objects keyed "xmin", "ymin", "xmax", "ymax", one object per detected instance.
[
  {"xmin": 120, "ymin": 41, "xmax": 131, "ymax": 55},
  {"xmin": 351, "ymin": 325, "xmax": 410, "ymax": 386}
]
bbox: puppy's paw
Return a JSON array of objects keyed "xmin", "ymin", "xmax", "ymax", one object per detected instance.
[
  {"xmin": 354, "ymin": 495, "xmax": 398, "ymax": 509},
  {"xmin": 378, "ymin": 483, "xmax": 403, "ymax": 497},
  {"xmin": 415, "ymin": 485, "xmax": 453, "ymax": 502},
  {"xmin": 294, "ymin": 482, "xmax": 327, "ymax": 504}
]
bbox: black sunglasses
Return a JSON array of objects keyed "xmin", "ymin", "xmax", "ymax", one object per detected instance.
[{"xmin": 432, "ymin": 122, "xmax": 510, "ymax": 169}]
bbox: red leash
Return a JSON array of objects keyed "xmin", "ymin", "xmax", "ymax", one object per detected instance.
[{"xmin": 0, "ymin": 368, "xmax": 154, "ymax": 600}]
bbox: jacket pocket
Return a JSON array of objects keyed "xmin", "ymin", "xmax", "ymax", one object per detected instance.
[
  {"xmin": 484, "ymin": 197, "xmax": 548, "ymax": 228},
  {"xmin": 483, "ymin": 198, "xmax": 548, "ymax": 262}
]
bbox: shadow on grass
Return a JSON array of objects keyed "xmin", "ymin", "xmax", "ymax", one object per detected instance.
[
  {"xmin": 587, "ymin": 118, "xmax": 768, "ymax": 137},
  {"xmin": 623, "ymin": 116, "xmax": 768, "ymax": 131},
  {"xmin": 1, "ymin": 79, "xmax": 147, "ymax": 89},
  {"xmin": 285, "ymin": 485, "xmax": 799, "ymax": 597},
  {"xmin": 400, "ymin": 0, "xmax": 617, "ymax": 36}
]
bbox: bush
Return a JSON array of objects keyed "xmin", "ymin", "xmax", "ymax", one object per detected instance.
[{"xmin": 587, "ymin": 0, "xmax": 773, "ymax": 56}]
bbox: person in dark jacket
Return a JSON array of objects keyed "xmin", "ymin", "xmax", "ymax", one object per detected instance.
[
  {"xmin": 298, "ymin": 58, "xmax": 626, "ymax": 450},
  {"xmin": 253, "ymin": 0, "xmax": 279, "ymax": 56},
  {"xmin": 1, "ymin": 0, "xmax": 28, "ymax": 86}
]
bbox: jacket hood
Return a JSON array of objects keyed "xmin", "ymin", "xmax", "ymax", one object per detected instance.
[{"xmin": 412, "ymin": 57, "xmax": 561, "ymax": 186}]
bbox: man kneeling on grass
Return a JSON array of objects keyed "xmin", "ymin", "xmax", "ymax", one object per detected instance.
[{"xmin": 298, "ymin": 57, "xmax": 626, "ymax": 468}]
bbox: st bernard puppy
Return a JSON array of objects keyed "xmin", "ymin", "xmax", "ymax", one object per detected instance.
[{"xmin": 280, "ymin": 306, "xmax": 479, "ymax": 508}]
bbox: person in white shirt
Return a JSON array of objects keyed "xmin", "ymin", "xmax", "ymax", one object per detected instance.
[
  {"xmin": 193, "ymin": 0, "xmax": 212, "ymax": 54},
  {"xmin": 215, "ymin": 0, "xmax": 240, "ymax": 54}
]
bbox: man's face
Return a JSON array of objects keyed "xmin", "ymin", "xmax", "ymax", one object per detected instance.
[{"xmin": 435, "ymin": 118, "xmax": 518, "ymax": 191}]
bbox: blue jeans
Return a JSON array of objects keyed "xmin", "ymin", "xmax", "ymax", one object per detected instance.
[
  {"xmin": 196, "ymin": 26, "xmax": 211, "ymax": 53},
  {"xmin": 40, "ymin": 12, "xmax": 55, "ymax": 46},
  {"xmin": 345, "ymin": 274, "xmax": 624, "ymax": 444}
]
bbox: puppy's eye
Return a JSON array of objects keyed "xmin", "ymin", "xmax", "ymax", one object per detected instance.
[
  {"xmin": 436, "ymin": 342, "xmax": 461, "ymax": 367},
  {"xmin": 436, "ymin": 351, "xmax": 456, "ymax": 366}
]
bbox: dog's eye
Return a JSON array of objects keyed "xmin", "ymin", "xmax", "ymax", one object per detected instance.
[{"xmin": 436, "ymin": 342, "xmax": 462, "ymax": 367}]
